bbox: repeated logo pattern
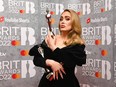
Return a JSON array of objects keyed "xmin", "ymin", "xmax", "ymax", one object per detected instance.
[{"xmin": 0, "ymin": 0, "xmax": 115, "ymax": 87}]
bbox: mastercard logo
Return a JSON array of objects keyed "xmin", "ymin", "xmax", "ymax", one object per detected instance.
[
  {"xmin": 101, "ymin": 50, "xmax": 108, "ymax": 56},
  {"xmin": 101, "ymin": 8, "xmax": 105, "ymax": 12},
  {"xmin": 11, "ymin": 40, "xmax": 20, "ymax": 46},
  {"xmin": 95, "ymin": 72, "xmax": 101, "ymax": 78},
  {"xmin": 50, "ymin": 11, "xmax": 55, "ymax": 15},
  {"xmin": 77, "ymin": 11, "xmax": 83, "ymax": 16},
  {"xmin": 95, "ymin": 40, "xmax": 101, "ymax": 45},
  {"xmin": 0, "ymin": 16, "xmax": 4, "ymax": 23},
  {"xmin": 50, "ymin": 18, "xmax": 55, "ymax": 24},
  {"xmin": 77, "ymin": 12, "xmax": 80, "ymax": 15},
  {"xmin": 20, "ymin": 9, "xmax": 25, "ymax": 14},
  {"xmin": 20, "ymin": 50, "xmax": 29, "ymax": 56},
  {"xmin": 12, "ymin": 74, "xmax": 21, "ymax": 79}
]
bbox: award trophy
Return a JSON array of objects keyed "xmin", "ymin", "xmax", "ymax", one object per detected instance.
[{"xmin": 38, "ymin": 9, "xmax": 54, "ymax": 81}]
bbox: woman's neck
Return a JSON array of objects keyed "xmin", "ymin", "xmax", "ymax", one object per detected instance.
[{"xmin": 60, "ymin": 32, "xmax": 68, "ymax": 40}]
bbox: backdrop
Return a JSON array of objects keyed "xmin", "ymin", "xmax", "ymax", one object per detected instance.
[{"xmin": 0, "ymin": 0, "xmax": 115, "ymax": 87}]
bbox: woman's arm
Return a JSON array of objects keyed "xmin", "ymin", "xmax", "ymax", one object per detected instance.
[
  {"xmin": 29, "ymin": 45, "xmax": 65, "ymax": 79},
  {"xmin": 52, "ymin": 44, "xmax": 86, "ymax": 67},
  {"xmin": 29, "ymin": 45, "xmax": 47, "ymax": 68}
]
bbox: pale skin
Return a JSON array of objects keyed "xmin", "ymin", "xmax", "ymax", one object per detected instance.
[{"xmin": 45, "ymin": 11, "xmax": 72, "ymax": 80}]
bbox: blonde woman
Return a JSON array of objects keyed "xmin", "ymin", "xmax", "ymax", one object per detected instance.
[{"xmin": 29, "ymin": 9, "xmax": 86, "ymax": 87}]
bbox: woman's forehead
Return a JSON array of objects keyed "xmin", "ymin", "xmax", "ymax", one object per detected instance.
[{"xmin": 61, "ymin": 11, "xmax": 71, "ymax": 17}]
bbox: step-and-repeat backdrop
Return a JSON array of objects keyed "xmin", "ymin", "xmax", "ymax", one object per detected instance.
[{"xmin": 0, "ymin": 0, "xmax": 115, "ymax": 87}]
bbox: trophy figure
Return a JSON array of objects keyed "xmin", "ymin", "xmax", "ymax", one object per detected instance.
[{"xmin": 37, "ymin": 8, "xmax": 54, "ymax": 81}]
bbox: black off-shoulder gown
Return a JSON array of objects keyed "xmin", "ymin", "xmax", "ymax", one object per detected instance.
[{"xmin": 29, "ymin": 42, "xmax": 86, "ymax": 87}]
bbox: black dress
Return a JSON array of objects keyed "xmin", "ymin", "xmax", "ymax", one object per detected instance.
[{"xmin": 29, "ymin": 42, "xmax": 86, "ymax": 87}]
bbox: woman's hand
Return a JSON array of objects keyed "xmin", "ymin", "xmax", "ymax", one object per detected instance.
[
  {"xmin": 46, "ymin": 59, "xmax": 66, "ymax": 80},
  {"xmin": 45, "ymin": 31, "xmax": 57, "ymax": 51}
]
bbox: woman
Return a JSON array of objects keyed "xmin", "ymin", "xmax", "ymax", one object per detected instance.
[{"xmin": 29, "ymin": 9, "xmax": 86, "ymax": 87}]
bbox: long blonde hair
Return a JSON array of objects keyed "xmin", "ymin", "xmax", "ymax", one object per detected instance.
[{"xmin": 59, "ymin": 9, "xmax": 84, "ymax": 46}]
